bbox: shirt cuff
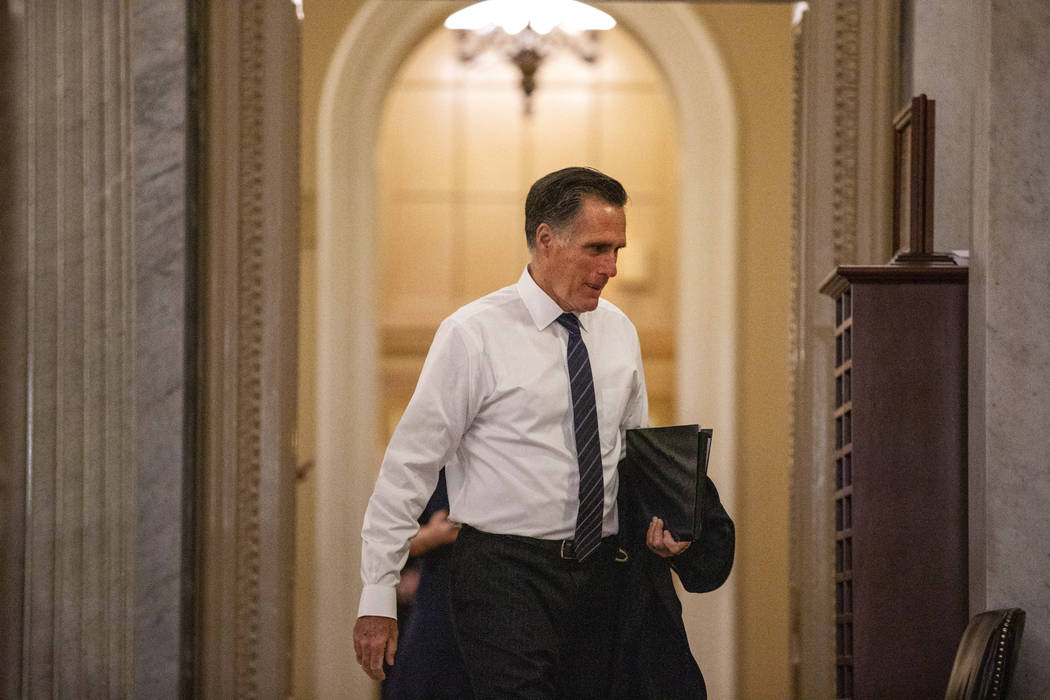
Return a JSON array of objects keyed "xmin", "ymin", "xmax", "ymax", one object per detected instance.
[{"xmin": 357, "ymin": 583, "xmax": 397, "ymax": 619}]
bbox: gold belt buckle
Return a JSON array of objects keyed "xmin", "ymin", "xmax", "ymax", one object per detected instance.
[{"xmin": 560, "ymin": 540, "xmax": 576, "ymax": 560}]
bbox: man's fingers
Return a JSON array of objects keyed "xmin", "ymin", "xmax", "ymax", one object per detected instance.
[
  {"xmin": 646, "ymin": 517, "xmax": 663, "ymax": 549},
  {"xmin": 644, "ymin": 517, "xmax": 692, "ymax": 557},
  {"xmin": 661, "ymin": 529, "xmax": 691, "ymax": 555},
  {"xmin": 366, "ymin": 651, "xmax": 386, "ymax": 681},
  {"xmin": 362, "ymin": 644, "xmax": 386, "ymax": 680},
  {"xmin": 379, "ymin": 619, "xmax": 398, "ymax": 677}
]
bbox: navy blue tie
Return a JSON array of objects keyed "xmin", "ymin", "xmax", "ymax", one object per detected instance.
[{"xmin": 556, "ymin": 313, "xmax": 604, "ymax": 561}]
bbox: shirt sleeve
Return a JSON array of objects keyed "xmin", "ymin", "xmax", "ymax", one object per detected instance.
[
  {"xmin": 358, "ymin": 318, "xmax": 480, "ymax": 619},
  {"xmin": 620, "ymin": 323, "xmax": 650, "ymax": 455}
]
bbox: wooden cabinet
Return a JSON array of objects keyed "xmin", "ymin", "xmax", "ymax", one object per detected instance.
[{"xmin": 821, "ymin": 263, "xmax": 968, "ymax": 700}]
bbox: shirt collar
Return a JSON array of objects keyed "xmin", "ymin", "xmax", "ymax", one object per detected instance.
[{"xmin": 516, "ymin": 266, "xmax": 593, "ymax": 333}]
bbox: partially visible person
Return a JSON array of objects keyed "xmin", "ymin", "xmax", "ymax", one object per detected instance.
[
  {"xmin": 612, "ymin": 473, "xmax": 735, "ymax": 699},
  {"xmin": 382, "ymin": 469, "xmax": 472, "ymax": 700}
]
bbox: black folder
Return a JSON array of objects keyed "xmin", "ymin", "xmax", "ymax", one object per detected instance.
[{"xmin": 621, "ymin": 425, "xmax": 713, "ymax": 542}]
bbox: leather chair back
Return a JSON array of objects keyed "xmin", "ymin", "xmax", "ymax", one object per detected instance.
[{"xmin": 944, "ymin": 608, "xmax": 1025, "ymax": 700}]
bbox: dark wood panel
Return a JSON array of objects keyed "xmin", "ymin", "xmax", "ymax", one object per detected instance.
[
  {"xmin": 823, "ymin": 263, "xmax": 968, "ymax": 700},
  {"xmin": 850, "ymin": 281, "xmax": 968, "ymax": 699}
]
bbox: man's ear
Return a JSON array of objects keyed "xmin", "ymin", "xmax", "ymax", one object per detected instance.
[{"xmin": 535, "ymin": 222, "xmax": 554, "ymax": 252}]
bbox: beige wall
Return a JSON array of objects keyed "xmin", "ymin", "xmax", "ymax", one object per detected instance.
[
  {"xmin": 689, "ymin": 5, "xmax": 794, "ymax": 697},
  {"xmin": 295, "ymin": 2, "xmax": 366, "ymax": 696},
  {"xmin": 297, "ymin": 2, "xmax": 793, "ymax": 698}
]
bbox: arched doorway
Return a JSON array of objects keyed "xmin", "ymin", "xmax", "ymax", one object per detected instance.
[{"xmin": 312, "ymin": 3, "xmax": 739, "ymax": 696}]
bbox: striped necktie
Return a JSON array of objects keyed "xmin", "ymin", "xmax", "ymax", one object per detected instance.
[{"xmin": 555, "ymin": 312, "xmax": 604, "ymax": 561}]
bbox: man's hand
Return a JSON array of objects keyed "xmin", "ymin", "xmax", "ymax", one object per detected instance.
[
  {"xmin": 354, "ymin": 615, "xmax": 398, "ymax": 680},
  {"xmin": 646, "ymin": 516, "xmax": 692, "ymax": 558}
]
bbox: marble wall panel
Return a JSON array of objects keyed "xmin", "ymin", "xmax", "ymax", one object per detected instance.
[
  {"xmin": 131, "ymin": 0, "xmax": 193, "ymax": 697},
  {"xmin": 980, "ymin": 1, "xmax": 1050, "ymax": 695},
  {"xmin": 911, "ymin": 2, "xmax": 975, "ymax": 253}
]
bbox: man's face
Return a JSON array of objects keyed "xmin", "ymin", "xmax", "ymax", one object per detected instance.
[{"xmin": 536, "ymin": 196, "xmax": 627, "ymax": 313}]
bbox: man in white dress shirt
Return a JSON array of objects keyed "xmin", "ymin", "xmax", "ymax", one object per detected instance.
[{"xmin": 354, "ymin": 167, "xmax": 682, "ymax": 698}]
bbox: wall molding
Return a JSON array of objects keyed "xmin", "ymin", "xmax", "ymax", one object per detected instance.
[
  {"xmin": 788, "ymin": 10, "xmax": 806, "ymax": 694},
  {"xmin": 199, "ymin": 2, "xmax": 299, "ymax": 697},
  {"xmin": 234, "ymin": 1, "xmax": 267, "ymax": 693},
  {"xmin": 832, "ymin": 0, "xmax": 860, "ymax": 266}
]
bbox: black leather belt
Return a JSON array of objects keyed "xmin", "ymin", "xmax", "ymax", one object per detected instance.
[{"xmin": 461, "ymin": 525, "xmax": 627, "ymax": 561}]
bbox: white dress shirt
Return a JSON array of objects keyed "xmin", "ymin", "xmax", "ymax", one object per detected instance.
[{"xmin": 358, "ymin": 267, "xmax": 648, "ymax": 618}]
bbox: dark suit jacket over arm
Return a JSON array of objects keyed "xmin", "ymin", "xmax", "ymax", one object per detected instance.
[{"xmin": 613, "ymin": 476, "xmax": 735, "ymax": 699}]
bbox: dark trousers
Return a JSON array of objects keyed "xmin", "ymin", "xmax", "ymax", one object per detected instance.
[{"xmin": 449, "ymin": 525, "xmax": 620, "ymax": 700}]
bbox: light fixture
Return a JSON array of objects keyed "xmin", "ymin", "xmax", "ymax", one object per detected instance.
[
  {"xmin": 444, "ymin": 0, "xmax": 616, "ymax": 114},
  {"xmin": 792, "ymin": 2, "xmax": 810, "ymax": 27}
]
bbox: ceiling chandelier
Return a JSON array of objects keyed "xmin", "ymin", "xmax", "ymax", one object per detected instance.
[{"xmin": 444, "ymin": 0, "xmax": 616, "ymax": 114}]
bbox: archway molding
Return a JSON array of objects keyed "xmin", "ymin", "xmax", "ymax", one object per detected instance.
[{"xmin": 314, "ymin": 3, "xmax": 739, "ymax": 696}]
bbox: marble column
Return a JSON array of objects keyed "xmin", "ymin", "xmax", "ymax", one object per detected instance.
[{"xmin": 0, "ymin": 1, "xmax": 193, "ymax": 696}]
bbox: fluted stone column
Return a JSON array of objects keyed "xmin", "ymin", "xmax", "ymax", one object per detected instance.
[{"xmin": 1, "ymin": 0, "xmax": 193, "ymax": 696}]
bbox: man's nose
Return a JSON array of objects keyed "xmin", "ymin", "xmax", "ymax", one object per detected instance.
[{"xmin": 602, "ymin": 252, "xmax": 618, "ymax": 277}]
